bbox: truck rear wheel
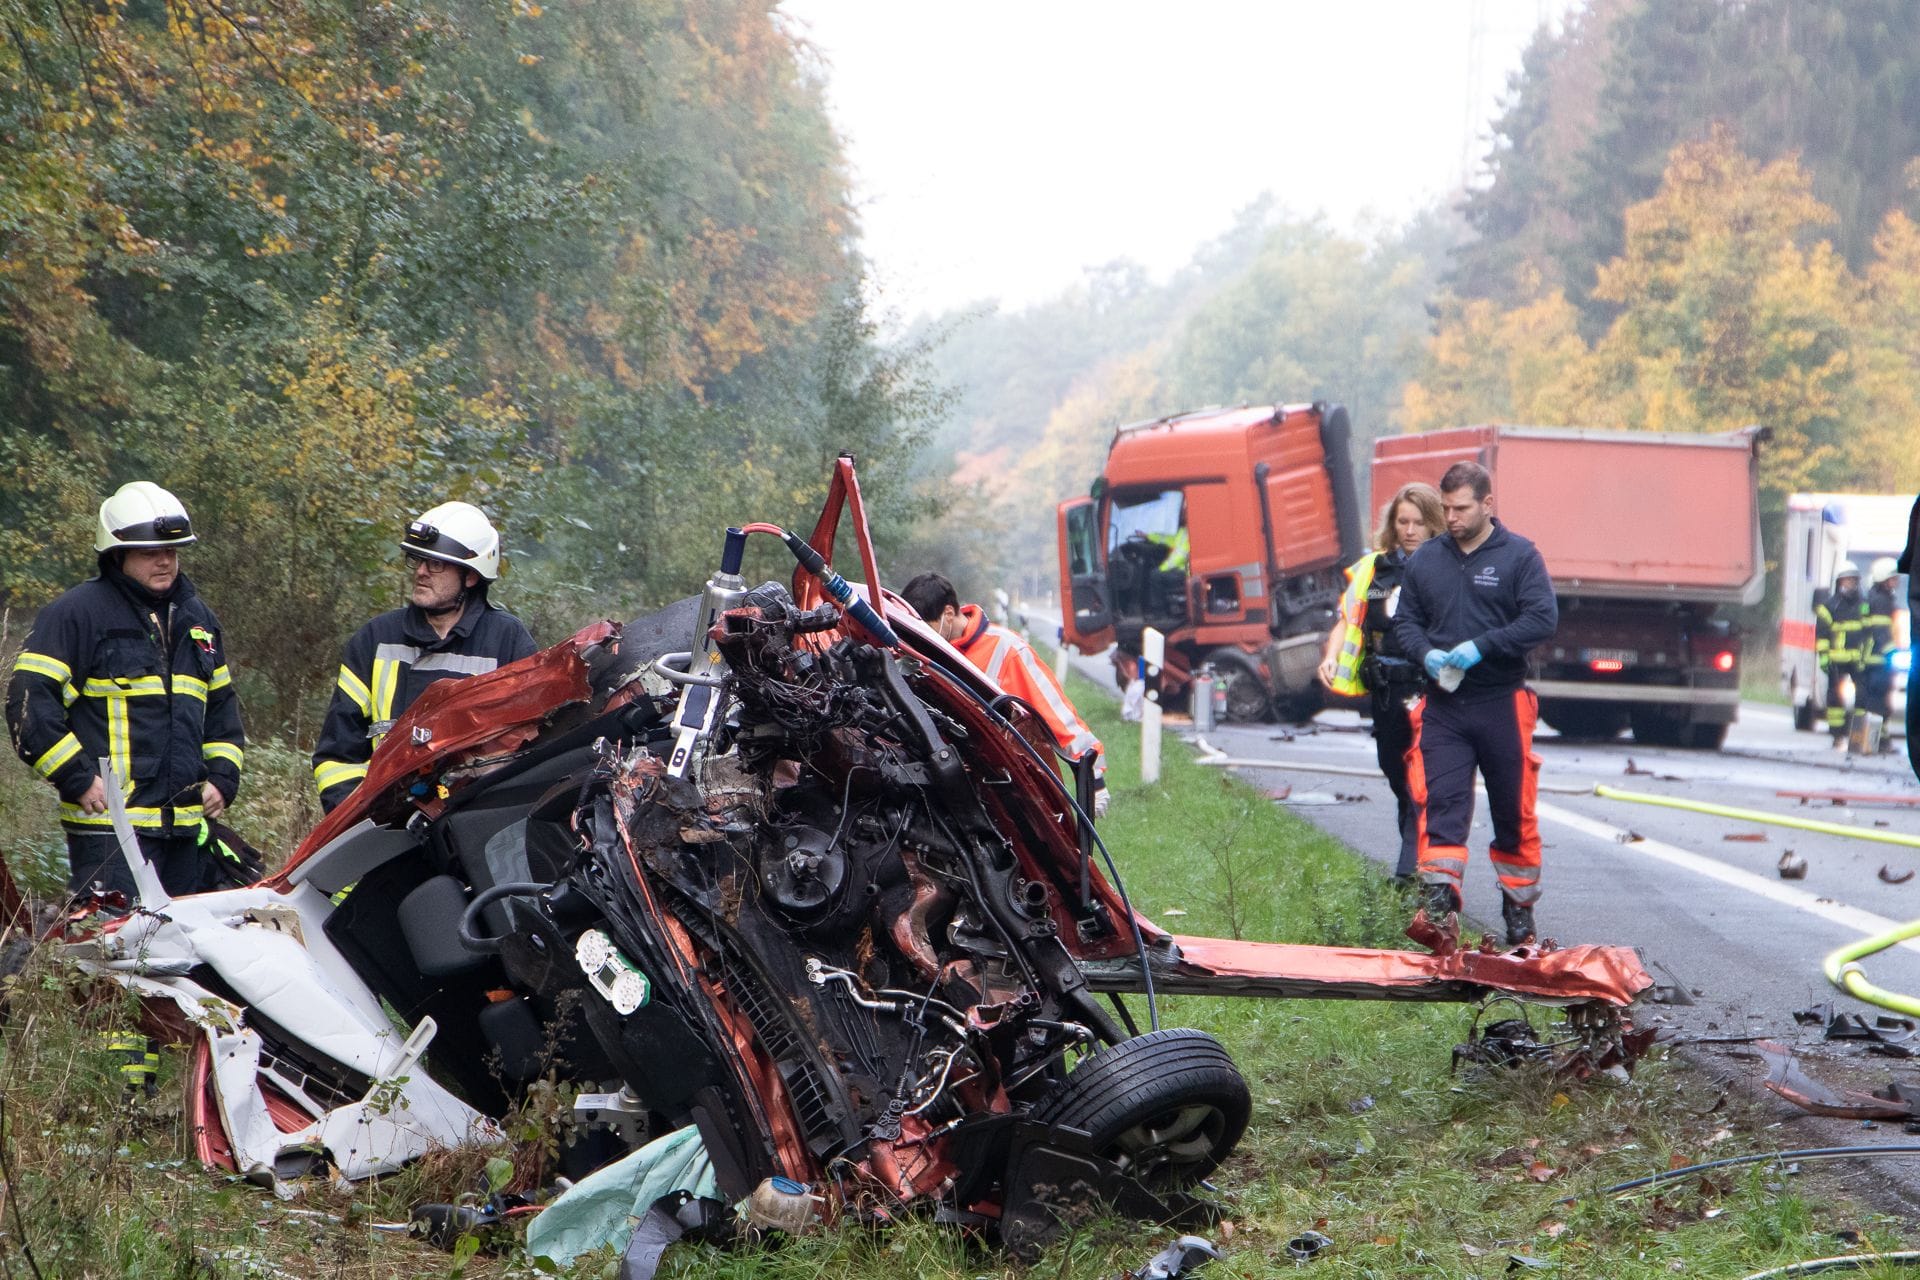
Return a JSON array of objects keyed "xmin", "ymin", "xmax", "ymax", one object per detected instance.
[
  {"xmin": 1687, "ymin": 722, "xmax": 1729, "ymax": 750},
  {"xmin": 1206, "ymin": 650, "xmax": 1272, "ymax": 723},
  {"xmin": 1540, "ymin": 700, "xmax": 1627, "ymax": 741},
  {"xmin": 1629, "ymin": 706, "xmax": 1686, "ymax": 747}
]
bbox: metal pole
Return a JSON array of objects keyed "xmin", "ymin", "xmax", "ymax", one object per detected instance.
[{"xmin": 1142, "ymin": 627, "xmax": 1164, "ymax": 785}]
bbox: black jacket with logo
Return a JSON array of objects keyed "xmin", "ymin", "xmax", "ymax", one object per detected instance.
[
  {"xmin": 311, "ymin": 595, "xmax": 536, "ymax": 812},
  {"xmin": 6, "ymin": 567, "xmax": 245, "ymax": 833},
  {"xmin": 1393, "ymin": 519, "xmax": 1559, "ymax": 702}
]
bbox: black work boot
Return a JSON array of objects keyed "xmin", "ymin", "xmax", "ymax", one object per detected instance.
[
  {"xmin": 1420, "ymin": 880, "xmax": 1458, "ymax": 921},
  {"xmin": 1502, "ymin": 896, "xmax": 1536, "ymax": 946}
]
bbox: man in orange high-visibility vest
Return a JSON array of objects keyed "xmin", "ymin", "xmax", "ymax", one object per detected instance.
[{"xmin": 901, "ymin": 573, "xmax": 1109, "ymax": 819}]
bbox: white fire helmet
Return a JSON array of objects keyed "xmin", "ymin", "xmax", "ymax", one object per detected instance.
[
  {"xmin": 1870, "ymin": 556, "xmax": 1899, "ymax": 586},
  {"xmin": 400, "ymin": 501, "xmax": 500, "ymax": 581},
  {"xmin": 1835, "ymin": 560, "xmax": 1862, "ymax": 588},
  {"xmin": 95, "ymin": 481, "xmax": 197, "ymax": 553}
]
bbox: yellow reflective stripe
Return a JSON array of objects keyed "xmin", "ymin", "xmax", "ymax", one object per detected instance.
[
  {"xmin": 370, "ymin": 656, "xmax": 401, "ymax": 724},
  {"xmin": 174, "ymin": 674, "xmax": 209, "ymax": 702},
  {"xmin": 82, "ymin": 676, "xmax": 167, "ymax": 697},
  {"xmin": 336, "ymin": 665, "xmax": 373, "ymax": 717},
  {"xmin": 13, "ymin": 651, "xmax": 72, "ymax": 683},
  {"xmin": 60, "ymin": 804, "xmax": 203, "ymax": 828},
  {"xmin": 203, "ymin": 741, "xmax": 244, "ymax": 769},
  {"xmin": 32, "ymin": 733, "xmax": 82, "ymax": 778},
  {"xmin": 313, "ymin": 760, "xmax": 368, "ymax": 793},
  {"xmin": 107, "ymin": 688, "xmax": 130, "ymax": 796},
  {"xmin": 208, "ymin": 665, "xmax": 232, "ymax": 691}
]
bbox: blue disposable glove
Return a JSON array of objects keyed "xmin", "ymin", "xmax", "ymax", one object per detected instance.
[
  {"xmin": 1445, "ymin": 640, "xmax": 1483, "ymax": 670},
  {"xmin": 1423, "ymin": 649, "xmax": 1449, "ymax": 681}
]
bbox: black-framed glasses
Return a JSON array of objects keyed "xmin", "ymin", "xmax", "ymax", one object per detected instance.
[{"xmin": 405, "ymin": 553, "xmax": 457, "ymax": 574}]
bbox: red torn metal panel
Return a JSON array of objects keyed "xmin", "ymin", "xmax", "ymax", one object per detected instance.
[
  {"xmin": 1082, "ymin": 930, "xmax": 1652, "ymax": 1008},
  {"xmin": 276, "ymin": 619, "xmax": 616, "ymax": 879}
]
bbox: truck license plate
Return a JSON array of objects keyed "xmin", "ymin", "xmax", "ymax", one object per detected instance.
[{"xmin": 1581, "ymin": 648, "xmax": 1638, "ymax": 665}]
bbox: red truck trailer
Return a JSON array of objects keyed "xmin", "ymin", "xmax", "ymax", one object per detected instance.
[
  {"xmin": 1372, "ymin": 425, "xmax": 1765, "ymax": 749},
  {"xmin": 1055, "ymin": 403, "xmax": 1362, "ymax": 721}
]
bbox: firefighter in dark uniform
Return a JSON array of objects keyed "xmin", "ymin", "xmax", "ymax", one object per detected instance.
[
  {"xmin": 1901, "ymin": 497, "xmax": 1920, "ymax": 783},
  {"xmin": 1859, "ymin": 557, "xmax": 1900, "ymax": 737},
  {"xmin": 1394, "ymin": 461, "xmax": 1559, "ymax": 945},
  {"xmin": 1815, "ymin": 561, "xmax": 1869, "ymax": 749},
  {"xmin": 312, "ymin": 501, "xmax": 536, "ymax": 813},
  {"xmin": 6, "ymin": 481, "xmax": 248, "ymax": 897},
  {"xmin": 1319, "ymin": 482, "xmax": 1445, "ymax": 880}
]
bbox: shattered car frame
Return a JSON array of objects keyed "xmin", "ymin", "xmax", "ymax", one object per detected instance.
[{"xmin": 51, "ymin": 458, "xmax": 1652, "ymax": 1255}]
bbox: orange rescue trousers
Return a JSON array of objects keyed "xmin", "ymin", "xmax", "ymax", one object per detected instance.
[{"xmin": 1406, "ymin": 688, "xmax": 1542, "ymax": 906}]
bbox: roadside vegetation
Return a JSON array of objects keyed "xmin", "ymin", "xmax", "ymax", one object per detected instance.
[{"xmin": 0, "ymin": 663, "xmax": 1903, "ymax": 1278}]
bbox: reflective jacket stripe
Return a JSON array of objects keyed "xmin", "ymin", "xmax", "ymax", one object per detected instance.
[
  {"xmin": 1328, "ymin": 553, "xmax": 1376, "ymax": 697},
  {"xmin": 203, "ymin": 741, "xmax": 244, "ymax": 769},
  {"xmin": 60, "ymin": 803, "xmax": 205, "ymax": 829},
  {"xmin": 313, "ymin": 759, "xmax": 369, "ymax": 793},
  {"xmin": 13, "ymin": 651, "xmax": 72, "ymax": 686},
  {"xmin": 32, "ymin": 732, "xmax": 82, "ymax": 778},
  {"xmin": 335, "ymin": 665, "xmax": 373, "ymax": 717}
]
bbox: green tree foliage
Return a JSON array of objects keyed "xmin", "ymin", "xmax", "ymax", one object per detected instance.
[
  {"xmin": 1408, "ymin": 131, "xmax": 1920, "ymax": 513},
  {"xmin": 1455, "ymin": 0, "xmax": 1920, "ymax": 325},
  {"xmin": 0, "ymin": 0, "xmax": 939, "ymax": 733}
]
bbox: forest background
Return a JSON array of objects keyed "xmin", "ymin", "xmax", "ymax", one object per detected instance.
[{"xmin": 5, "ymin": 0, "xmax": 1920, "ymax": 757}]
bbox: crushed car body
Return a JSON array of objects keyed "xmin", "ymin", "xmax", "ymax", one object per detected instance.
[{"xmin": 54, "ymin": 458, "xmax": 1653, "ymax": 1258}]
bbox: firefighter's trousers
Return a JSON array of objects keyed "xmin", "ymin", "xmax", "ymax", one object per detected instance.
[
  {"xmin": 1826, "ymin": 661, "xmax": 1863, "ymax": 739},
  {"xmin": 1407, "ymin": 688, "xmax": 1542, "ymax": 906}
]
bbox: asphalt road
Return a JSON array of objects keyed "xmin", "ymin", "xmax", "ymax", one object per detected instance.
[{"xmin": 1035, "ymin": 621, "xmax": 1920, "ymax": 1042}]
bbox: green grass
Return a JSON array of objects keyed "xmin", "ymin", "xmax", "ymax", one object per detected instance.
[{"xmin": 0, "ymin": 663, "xmax": 1906, "ymax": 1277}]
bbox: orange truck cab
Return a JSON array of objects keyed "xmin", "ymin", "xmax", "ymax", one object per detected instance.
[{"xmin": 1055, "ymin": 403, "xmax": 1362, "ymax": 721}]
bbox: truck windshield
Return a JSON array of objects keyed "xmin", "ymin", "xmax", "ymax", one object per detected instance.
[{"xmin": 1109, "ymin": 490, "xmax": 1185, "ymax": 552}]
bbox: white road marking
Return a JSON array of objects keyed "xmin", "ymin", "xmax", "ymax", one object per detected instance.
[{"xmin": 1535, "ymin": 798, "xmax": 1920, "ymax": 955}]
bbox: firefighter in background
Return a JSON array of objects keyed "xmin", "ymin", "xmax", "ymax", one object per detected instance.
[
  {"xmin": 1815, "ymin": 561, "xmax": 1869, "ymax": 750},
  {"xmin": 312, "ymin": 501, "xmax": 536, "ymax": 813},
  {"xmin": 1860, "ymin": 557, "xmax": 1902, "ymax": 740},
  {"xmin": 1901, "ymin": 496, "xmax": 1920, "ymax": 783},
  {"xmin": 1393, "ymin": 461, "xmax": 1559, "ymax": 946},
  {"xmin": 1317, "ymin": 482, "xmax": 1445, "ymax": 881},
  {"xmin": 5, "ymin": 482, "xmax": 248, "ymax": 897},
  {"xmin": 901, "ymin": 572, "xmax": 1109, "ymax": 819}
]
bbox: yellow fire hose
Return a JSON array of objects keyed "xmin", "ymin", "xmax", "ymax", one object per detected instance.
[
  {"xmin": 1593, "ymin": 784, "xmax": 1920, "ymax": 850},
  {"xmin": 1824, "ymin": 919, "xmax": 1920, "ymax": 1019},
  {"xmin": 1592, "ymin": 786, "xmax": 1920, "ymax": 1015}
]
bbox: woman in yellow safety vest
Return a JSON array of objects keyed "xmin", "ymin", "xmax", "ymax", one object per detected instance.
[{"xmin": 1316, "ymin": 482, "xmax": 1445, "ymax": 880}]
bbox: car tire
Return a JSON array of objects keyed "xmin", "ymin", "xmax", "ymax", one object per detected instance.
[{"xmin": 1031, "ymin": 1028, "xmax": 1251, "ymax": 1188}]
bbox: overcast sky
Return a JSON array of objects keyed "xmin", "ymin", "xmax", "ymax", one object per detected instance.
[{"xmin": 776, "ymin": 1, "xmax": 1579, "ymax": 319}]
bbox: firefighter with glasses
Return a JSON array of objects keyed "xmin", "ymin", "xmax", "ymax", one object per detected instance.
[
  {"xmin": 312, "ymin": 501, "xmax": 535, "ymax": 813},
  {"xmin": 6, "ymin": 482, "xmax": 248, "ymax": 897}
]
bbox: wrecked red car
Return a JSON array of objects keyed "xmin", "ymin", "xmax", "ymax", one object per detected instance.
[{"xmin": 61, "ymin": 460, "xmax": 1651, "ymax": 1266}]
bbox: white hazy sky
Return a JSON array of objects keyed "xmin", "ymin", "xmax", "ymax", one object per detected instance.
[{"xmin": 776, "ymin": 1, "xmax": 1579, "ymax": 318}]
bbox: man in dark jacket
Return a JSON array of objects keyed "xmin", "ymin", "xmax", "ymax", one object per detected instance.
[
  {"xmin": 312, "ymin": 500, "xmax": 536, "ymax": 813},
  {"xmin": 1394, "ymin": 461, "xmax": 1558, "ymax": 945},
  {"xmin": 6, "ymin": 481, "xmax": 247, "ymax": 897}
]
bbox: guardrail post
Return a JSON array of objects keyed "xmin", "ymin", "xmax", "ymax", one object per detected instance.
[{"xmin": 1142, "ymin": 626, "xmax": 1164, "ymax": 784}]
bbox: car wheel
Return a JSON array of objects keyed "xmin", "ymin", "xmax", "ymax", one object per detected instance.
[{"xmin": 1031, "ymin": 1028, "xmax": 1250, "ymax": 1188}]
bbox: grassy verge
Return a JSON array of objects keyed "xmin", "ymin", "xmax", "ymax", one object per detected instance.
[{"xmin": 0, "ymin": 667, "xmax": 1903, "ymax": 1277}]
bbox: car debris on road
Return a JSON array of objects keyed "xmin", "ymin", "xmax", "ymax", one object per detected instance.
[{"xmin": 29, "ymin": 458, "xmax": 1657, "ymax": 1270}]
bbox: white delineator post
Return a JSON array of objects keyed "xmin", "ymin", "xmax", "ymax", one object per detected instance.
[
  {"xmin": 1141, "ymin": 626, "xmax": 1164, "ymax": 785},
  {"xmin": 1054, "ymin": 627, "xmax": 1070, "ymax": 683}
]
